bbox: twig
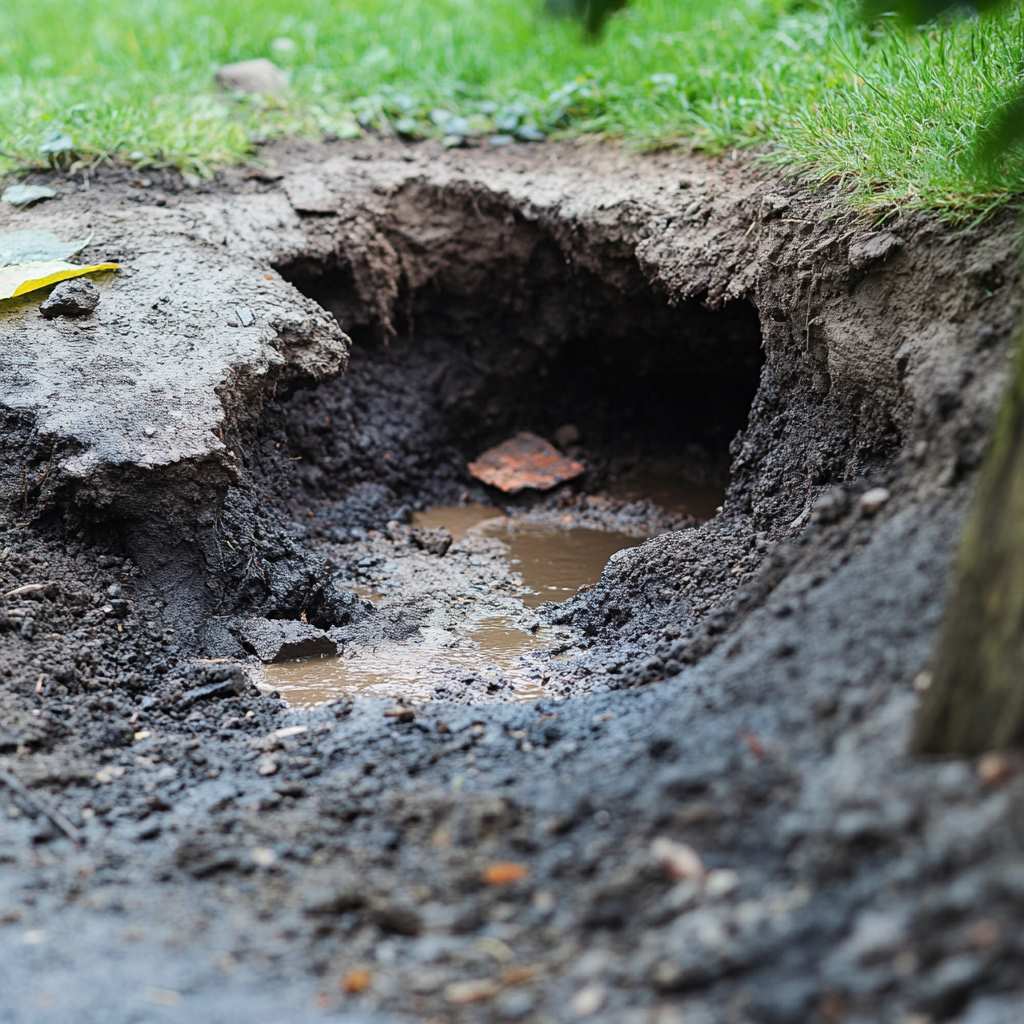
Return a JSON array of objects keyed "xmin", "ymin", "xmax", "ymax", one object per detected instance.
[
  {"xmin": 2, "ymin": 582, "xmax": 52, "ymax": 599},
  {"xmin": 0, "ymin": 769, "xmax": 84, "ymax": 846}
]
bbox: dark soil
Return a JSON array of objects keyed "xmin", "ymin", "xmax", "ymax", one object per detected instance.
[{"xmin": 2, "ymin": 138, "xmax": 1023, "ymax": 1024}]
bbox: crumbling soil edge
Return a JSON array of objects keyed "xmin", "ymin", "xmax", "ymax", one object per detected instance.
[{"xmin": 6, "ymin": 139, "xmax": 1018, "ymax": 634}]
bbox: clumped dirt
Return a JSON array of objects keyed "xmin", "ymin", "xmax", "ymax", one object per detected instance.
[{"xmin": 2, "ymin": 139, "xmax": 1024, "ymax": 1024}]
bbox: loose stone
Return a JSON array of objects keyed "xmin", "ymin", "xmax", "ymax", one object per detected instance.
[
  {"xmin": 40, "ymin": 279, "xmax": 100, "ymax": 319},
  {"xmin": 214, "ymin": 58, "xmax": 288, "ymax": 95},
  {"xmin": 860, "ymin": 487, "xmax": 891, "ymax": 516}
]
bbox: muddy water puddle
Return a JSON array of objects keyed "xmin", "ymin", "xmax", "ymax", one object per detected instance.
[
  {"xmin": 490, "ymin": 518, "xmax": 644, "ymax": 608},
  {"xmin": 264, "ymin": 616, "xmax": 552, "ymax": 706},
  {"xmin": 412, "ymin": 505, "xmax": 645, "ymax": 607},
  {"xmin": 267, "ymin": 471, "xmax": 715, "ymax": 707},
  {"xmin": 266, "ymin": 509, "xmax": 642, "ymax": 706},
  {"xmin": 608, "ymin": 459, "xmax": 725, "ymax": 520}
]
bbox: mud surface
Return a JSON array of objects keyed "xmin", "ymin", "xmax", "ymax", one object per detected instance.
[
  {"xmin": 2, "ymin": 139, "xmax": 1024, "ymax": 1023},
  {"xmin": 265, "ymin": 503, "xmax": 653, "ymax": 707}
]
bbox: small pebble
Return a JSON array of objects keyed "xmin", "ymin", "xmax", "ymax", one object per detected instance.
[
  {"xmin": 571, "ymin": 983, "xmax": 606, "ymax": 1017},
  {"xmin": 40, "ymin": 279, "xmax": 100, "ymax": 319},
  {"xmin": 860, "ymin": 487, "xmax": 891, "ymax": 516},
  {"xmin": 554, "ymin": 423, "xmax": 581, "ymax": 448},
  {"xmin": 651, "ymin": 837, "xmax": 705, "ymax": 882},
  {"xmin": 977, "ymin": 752, "xmax": 1015, "ymax": 788},
  {"xmin": 812, "ymin": 487, "xmax": 848, "ymax": 525},
  {"xmin": 445, "ymin": 978, "xmax": 500, "ymax": 1005},
  {"xmin": 215, "ymin": 58, "xmax": 288, "ymax": 95},
  {"xmin": 705, "ymin": 869, "xmax": 740, "ymax": 898},
  {"xmin": 250, "ymin": 847, "xmax": 277, "ymax": 868}
]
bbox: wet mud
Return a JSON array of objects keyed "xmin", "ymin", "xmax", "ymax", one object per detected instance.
[
  {"xmin": 2, "ymin": 139, "xmax": 1024, "ymax": 1023},
  {"xmin": 266, "ymin": 503, "xmax": 658, "ymax": 707}
]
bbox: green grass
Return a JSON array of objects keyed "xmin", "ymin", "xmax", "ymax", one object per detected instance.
[{"xmin": 1, "ymin": 0, "xmax": 1023, "ymax": 215}]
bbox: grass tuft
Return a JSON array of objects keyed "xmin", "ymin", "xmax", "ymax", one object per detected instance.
[{"xmin": 1, "ymin": 0, "xmax": 1023, "ymax": 215}]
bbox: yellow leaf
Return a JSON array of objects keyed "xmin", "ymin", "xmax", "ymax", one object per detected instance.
[{"xmin": 0, "ymin": 260, "xmax": 119, "ymax": 301}]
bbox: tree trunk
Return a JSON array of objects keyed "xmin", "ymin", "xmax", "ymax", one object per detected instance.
[{"xmin": 913, "ymin": 339, "xmax": 1024, "ymax": 755}]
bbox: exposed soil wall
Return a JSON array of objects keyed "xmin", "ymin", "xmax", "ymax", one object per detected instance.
[{"xmin": 1, "ymin": 140, "xmax": 1023, "ymax": 1023}]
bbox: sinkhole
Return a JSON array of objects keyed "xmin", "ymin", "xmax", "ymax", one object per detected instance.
[{"xmin": 256, "ymin": 208, "xmax": 765, "ymax": 706}]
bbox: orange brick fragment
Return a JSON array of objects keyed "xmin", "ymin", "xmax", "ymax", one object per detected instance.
[{"xmin": 468, "ymin": 432, "xmax": 584, "ymax": 494}]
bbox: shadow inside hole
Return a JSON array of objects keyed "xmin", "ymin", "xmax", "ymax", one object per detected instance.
[
  {"xmin": 260, "ymin": 219, "xmax": 765, "ymax": 706},
  {"xmin": 273, "ymin": 235, "xmax": 764, "ymax": 522}
]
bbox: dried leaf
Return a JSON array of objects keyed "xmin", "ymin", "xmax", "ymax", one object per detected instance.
[
  {"xmin": 0, "ymin": 260, "xmax": 119, "ymax": 301},
  {"xmin": 0, "ymin": 229, "xmax": 90, "ymax": 265}
]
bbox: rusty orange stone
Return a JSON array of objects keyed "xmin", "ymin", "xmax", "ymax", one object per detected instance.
[{"xmin": 468, "ymin": 432, "xmax": 585, "ymax": 494}]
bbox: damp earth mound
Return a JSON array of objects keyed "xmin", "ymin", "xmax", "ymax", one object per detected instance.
[{"xmin": 1, "ymin": 140, "xmax": 1023, "ymax": 1023}]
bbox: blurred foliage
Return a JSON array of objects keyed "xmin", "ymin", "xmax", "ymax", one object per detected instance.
[
  {"xmin": 866, "ymin": 0, "xmax": 1024, "ymax": 168},
  {"xmin": 977, "ymin": 87, "xmax": 1024, "ymax": 171},
  {"xmin": 545, "ymin": 0, "xmax": 629, "ymax": 36},
  {"xmin": 4, "ymin": 0, "xmax": 1024, "ymax": 214},
  {"xmin": 552, "ymin": 0, "xmax": 1024, "ymax": 177},
  {"xmin": 862, "ymin": 0, "xmax": 1010, "ymax": 23}
]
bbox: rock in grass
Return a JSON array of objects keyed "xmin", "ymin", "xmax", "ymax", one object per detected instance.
[
  {"xmin": 215, "ymin": 59, "xmax": 288, "ymax": 95},
  {"xmin": 40, "ymin": 279, "xmax": 100, "ymax": 319},
  {"xmin": 2, "ymin": 184, "xmax": 57, "ymax": 208}
]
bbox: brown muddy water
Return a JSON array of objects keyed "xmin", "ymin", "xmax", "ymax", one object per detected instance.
[
  {"xmin": 263, "ymin": 614, "xmax": 554, "ymax": 707},
  {"xmin": 413, "ymin": 505, "xmax": 648, "ymax": 608},
  {"xmin": 608, "ymin": 459, "xmax": 724, "ymax": 520},
  {"xmin": 265, "ymin": 507, "xmax": 644, "ymax": 706},
  {"xmin": 265, "ymin": 471, "xmax": 721, "ymax": 707}
]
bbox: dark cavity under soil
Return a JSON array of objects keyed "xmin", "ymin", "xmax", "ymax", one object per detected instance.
[{"xmin": 252, "ymin": 267, "xmax": 745, "ymax": 709}]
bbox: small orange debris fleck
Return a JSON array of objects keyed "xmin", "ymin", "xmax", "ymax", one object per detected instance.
[
  {"xmin": 743, "ymin": 732, "xmax": 767, "ymax": 760},
  {"xmin": 468, "ymin": 432, "xmax": 585, "ymax": 494},
  {"xmin": 966, "ymin": 918, "xmax": 1001, "ymax": 950},
  {"xmin": 341, "ymin": 968, "xmax": 372, "ymax": 994},
  {"xmin": 483, "ymin": 862, "xmax": 530, "ymax": 886}
]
